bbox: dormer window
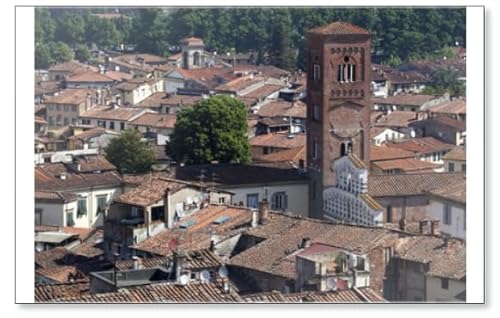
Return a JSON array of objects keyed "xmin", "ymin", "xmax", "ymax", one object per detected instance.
[{"xmin": 337, "ymin": 56, "xmax": 356, "ymax": 83}]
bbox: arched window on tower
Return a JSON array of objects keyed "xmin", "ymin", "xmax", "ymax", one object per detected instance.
[
  {"xmin": 340, "ymin": 143, "xmax": 347, "ymax": 156},
  {"xmin": 337, "ymin": 56, "xmax": 356, "ymax": 83},
  {"xmin": 183, "ymin": 52, "xmax": 189, "ymax": 69},
  {"xmin": 347, "ymin": 142, "xmax": 353, "ymax": 154},
  {"xmin": 193, "ymin": 52, "xmax": 200, "ymax": 67}
]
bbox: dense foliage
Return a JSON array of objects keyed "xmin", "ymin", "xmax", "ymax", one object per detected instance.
[
  {"xmin": 105, "ymin": 129, "xmax": 155, "ymax": 173},
  {"xmin": 166, "ymin": 96, "xmax": 251, "ymax": 165},
  {"xmin": 35, "ymin": 7, "xmax": 466, "ymax": 71},
  {"xmin": 421, "ymin": 68, "xmax": 465, "ymax": 97}
]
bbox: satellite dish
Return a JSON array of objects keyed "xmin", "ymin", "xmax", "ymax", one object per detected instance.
[
  {"xmin": 374, "ymin": 105, "xmax": 379, "ymax": 111},
  {"xmin": 179, "ymin": 274, "xmax": 189, "ymax": 285},
  {"xmin": 200, "ymin": 270, "xmax": 210, "ymax": 283},
  {"xmin": 326, "ymin": 277, "xmax": 337, "ymax": 291},
  {"xmin": 392, "ymin": 105, "xmax": 397, "ymax": 111},
  {"xmin": 218, "ymin": 265, "xmax": 228, "ymax": 278},
  {"xmin": 410, "ymin": 130, "xmax": 416, "ymax": 138}
]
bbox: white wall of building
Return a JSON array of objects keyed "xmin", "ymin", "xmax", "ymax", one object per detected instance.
[
  {"xmin": 221, "ymin": 183, "xmax": 309, "ymax": 217},
  {"xmin": 428, "ymin": 199, "xmax": 466, "ymax": 239},
  {"xmin": 426, "ymin": 276, "xmax": 466, "ymax": 302},
  {"xmin": 372, "ymin": 128, "xmax": 407, "ymax": 145}
]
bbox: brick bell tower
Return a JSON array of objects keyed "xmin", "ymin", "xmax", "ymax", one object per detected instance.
[{"xmin": 306, "ymin": 22, "xmax": 372, "ymax": 219}]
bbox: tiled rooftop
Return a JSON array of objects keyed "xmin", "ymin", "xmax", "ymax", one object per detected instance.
[
  {"xmin": 256, "ymin": 146, "xmax": 305, "ymax": 164},
  {"xmin": 308, "ymin": 21, "xmax": 370, "ymax": 35},
  {"xmin": 372, "ymin": 158, "xmax": 442, "ymax": 173},
  {"xmin": 373, "ymin": 94, "xmax": 442, "ymax": 107},
  {"xmin": 116, "ymin": 177, "xmax": 189, "ymax": 207},
  {"xmin": 430, "ymin": 99, "xmax": 466, "ymax": 115},
  {"xmin": 250, "ymin": 132, "xmax": 306, "ymax": 149},
  {"xmin": 370, "ymin": 144, "xmax": 415, "ymax": 161},
  {"xmin": 79, "ymin": 106, "xmax": 146, "ymax": 121},
  {"xmin": 129, "ymin": 113, "xmax": 177, "ymax": 129},
  {"xmin": 257, "ymin": 100, "xmax": 306, "ymax": 118},
  {"xmin": 385, "ymin": 137, "xmax": 456, "ymax": 155},
  {"xmin": 428, "ymin": 178, "xmax": 466, "ymax": 204},
  {"xmin": 44, "ymin": 88, "xmax": 97, "ymax": 105},
  {"xmin": 368, "ymin": 172, "xmax": 466, "ymax": 197},
  {"xmin": 443, "ymin": 145, "xmax": 466, "ymax": 161},
  {"xmin": 244, "ymin": 288, "xmax": 387, "ymax": 303}
]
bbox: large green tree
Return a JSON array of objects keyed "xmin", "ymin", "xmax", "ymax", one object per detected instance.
[
  {"xmin": 166, "ymin": 95, "xmax": 250, "ymax": 165},
  {"xmin": 49, "ymin": 41, "xmax": 74, "ymax": 63},
  {"xmin": 105, "ymin": 129, "xmax": 155, "ymax": 173}
]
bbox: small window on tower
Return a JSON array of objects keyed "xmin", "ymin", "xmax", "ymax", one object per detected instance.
[
  {"xmin": 313, "ymin": 64, "xmax": 321, "ymax": 81},
  {"xmin": 313, "ymin": 105, "xmax": 320, "ymax": 121}
]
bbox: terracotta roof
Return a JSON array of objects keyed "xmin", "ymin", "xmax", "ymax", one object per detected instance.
[
  {"xmin": 180, "ymin": 37, "xmax": 205, "ymax": 46},
  {"xmin": 385, "ymin": 137, "xmax": 456, "ymax": 155},
  {"xmin": 35, "ymin": 163, "xmax": 123, "ymax": 192},
  {"xmin": 430, "ymin": 99, "xmax": 466, "ymax": 115},
  {"xmin": 132, "ymin": 205, "xmax": 252, "ymax": 256},
  {"xmin": 384, "ymin": 71, "xmax": 429, "ymax": 85},
  {"xmin": 35, "ymin": 226, "xmax": 94, "ymax": 241},
  {"xmin": 372, "ymin": 158, "xmax": 442, "ymax": 173},
  {"xmin": 256, "ymin": 146, "xmax": 305, "ymax": 164},
  {"xmin": 79, "ymin": 106, "xmax": 146, "ymax": 121},
  {"xmin": 167, "ymin": 53, "xmax": 182, "ymax": 61},
  {"xmin": 129, "ymin": 113, "xmax": 177, "ymax": 129},
  {"xmin": 103, "ymin": 71, "xmax": 134, "ymax": 82},
  {"xmin": 116, "ymin": 249, "xmax": 222, "ymax": 271},
  {"xmin": 254, "ymin": 65, "xmax": 291, "ymax": 78},
  {"xmin": 35, "ymin": 281, "xmax": 90, "ymax": 302},
  {"xmin": 214, "ymin": 76, "xmax": 266, "ymax": 93},
  {"xmin": 116, "ymin": 178, "xmax": 189, "ymax": 207},
  {"xmin": 230, "ymin": 214, "xmax": 394, "ymax": 279},
  {"xmin": 48, "ymin": 61, "xmax": 98, "ymax": 73},
  {"xmin": 257, "ymin": 100, "xmax": 306, "ymax": 118},
  {"xmin": 395, "ymin": 236, "xmax": 465, "ymax": 280},
  {"xmin": 44, "ymin": 88, "xmax": 97, "ymax": 105},
  {"xmin": 50, "ymin": 280, "xmax": 242, "ymax": 303},
  {"xmin": 242, "ymin": 84, "xmax": 283, "ymax": 100},
  {"xmin": 35, "ymin": 191, "xmax": 79, "ymax": 203},
  {"xmin": 69, "ymin": 229, "xmax": 104, "ymax": 259},
  {"xmin": 244, "ymin": 288, "xmax": 387, "ymax": 303},
  {"xmin": 250, "ymin": 132, "xmax": 306, "ymax": 149},
  {"xmin": 66, "ymin": 71, "xmax": 115, "ymax": 83},
  {"xmin": 413, "ymin": 116, "xmax": 466, "ymax": 131},
  {"xmin": 110, "ymin": 57, "xmax": 155, "ymax": 73},
  {"xmin": 428, "ymin": 178, "xmax": 466, "ymax": 204},
  {"xmin": 370, "ymin": 145, "xmax": 415, "ymax": 161},
  {"xmin": 443, "ymin": 145, "xmax": 466, "ymax": 161},
  {"xmin": 368, "ymin": 172, "xmax": 466, "ymax": 198},
  {"xmin": 373, "ymin": 94, "xmax": 441, "ymax": 107},
  {"xmin": 35, "ymin": 80, "xmax": 62, "ymax": 96},
  {"xmin": 36, "ymin": 265, "xmax": 85, "ymax": 283},
  {"xmin": 71, "ymin": 154, "xmax": 117, "ymax": 172},
  {"xmin": 136, "ymin": 93, "xmax": 203, "ymax": 108},
  {"xmin": 123, "ymin": 171, "xmax": 176, "ymax": 187},
  {"xmin": 371, "ymin": 110, "xmax": 419, "ymax": 128},
  {"xmin": 236, "ymin": 96, "xmax": 259, "ymax": 107},
  {"xmin": 257, "ymin": 117, "xmax": 290, "ymax": 128},
  {"xmin": 308, "ymin": 21, "xmax": 370, "ymax": 35},
  {"xmin": 170, "ymin": 67, "xmax": 236, "ymax": 89},
  {"xmin": 67, "ymin": 127, "xmax": 119, "ymax": 141},
  {"xmin": 35, "ymin": 247, "xmax": 70, "ymax": 269},
  {"xmin": 174, "ymin": 163, "xmax": 309, "ymax": 187}
]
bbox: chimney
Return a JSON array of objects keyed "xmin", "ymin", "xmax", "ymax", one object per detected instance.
[
  {"xmin": 399, "ymin": 218, "xmax": 407, "ymax": 232},
  {"xmin": 132, "ymin": 256, "xmax": 139, "ymax": 270},
  {"xmin": 164, "ymin": 188, "xmax": 173, "ymax": 228},
  {"xmin": 209, "ymin": 239, "xmax": 216, "ymax": 252},
  {"xmin": 258, "ymin": 199, "xmax": 269, "ymax": 225},
  {"xmin": 419, "ymin": 219, "xmax": 430, "ymax": 235},
  {"xmin": 431, "ymin": 220, "xmax": 441, "ymax": 236},
  {"xmin": 251, "ymin": 209, "xmax": 259, "ymax": 228},
  {"xmin": 174, "ymin": 251, "xmax": 185, "ymax": 282},
  {"xmin": 222, "ymin": 277, "xmax": 230, "ymax": 294}
]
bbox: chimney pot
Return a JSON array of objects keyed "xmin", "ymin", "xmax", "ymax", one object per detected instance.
[
  {"xmin": 301, "ymin": 237, "xmax": 311, "ymax": 248},
  {"xmin": 419, "ymin": 219, "xmax": 431, "ymax": 235},
  {"xmin": 431, "ymin": 220, "xmax": 441, "ymax": 236},
  {"xmin": 258, "ymin": 199, "xmax": 269, "ymax": 225},
  {"xmin": 251, "ymin": 209, "xmax": 258, "ymax": 228}
]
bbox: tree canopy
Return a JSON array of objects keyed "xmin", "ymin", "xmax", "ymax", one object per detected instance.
[
  {"xmin": 35, "ymin": 8, "xmax": 466, "ymax": 71},
  {"xmin": 166, "ymin": 95, "xmax": 250, "ymax": 165},
  {"xmin": 105, "ymin": 129, "xmax": 155, "ymax": 173}
]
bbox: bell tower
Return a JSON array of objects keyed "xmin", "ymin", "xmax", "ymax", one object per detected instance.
[{"xmin": 306, "ymin": 22, "xmax": 372, "ymax": 219}]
